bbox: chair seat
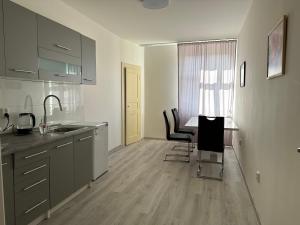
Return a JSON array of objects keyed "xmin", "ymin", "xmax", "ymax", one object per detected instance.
[
  {"xmin": 169, "ymin": 133, "xmax": 192, "ymax": 142},
  {"xmin": 176, "ymin": 128, "xmax": 195, "ymax": 136}
]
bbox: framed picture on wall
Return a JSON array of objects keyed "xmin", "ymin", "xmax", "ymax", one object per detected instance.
[
  {"xmin": 240, "ymin": 61, "xmax": 246, "ymax": 87},
  {"xmin": 267, "ymin": 15, "xmax": 288, "ymax": 79}
]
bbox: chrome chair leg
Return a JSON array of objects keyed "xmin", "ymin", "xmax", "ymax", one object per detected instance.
[
  {"xmin": 197, "ymin": 150, "xmax": 224, "ymax": 181},
  {"xmin": 164, "ymin": 142, "xmax": 191, "ymax": 163}
]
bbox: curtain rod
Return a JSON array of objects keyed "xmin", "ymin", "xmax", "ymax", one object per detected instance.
[{"xmin": 140, "ymin": 38, "xmax": 237, "ymax": 47}]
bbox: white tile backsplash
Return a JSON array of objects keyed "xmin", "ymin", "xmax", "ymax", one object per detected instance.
[{"xmin": 0, "ymin": 78, "xmax": 84, "ymax": 131}]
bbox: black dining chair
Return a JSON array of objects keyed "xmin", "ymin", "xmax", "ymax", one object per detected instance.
[
  {"xmin": 171, "ymin": 108, "xmax": 195, "ymax": 149},
  {"xmin": 197, "ymin": 115, "xmax": 225, "ymax": 180},
  {"xmin": 163, "ymin": 110, "xmax": 192, "ymax": 162}
]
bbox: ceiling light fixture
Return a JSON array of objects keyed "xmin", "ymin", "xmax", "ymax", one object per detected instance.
[{"xmin": 142, "ymin": 0, "xmax": 169, "ymax": 10}]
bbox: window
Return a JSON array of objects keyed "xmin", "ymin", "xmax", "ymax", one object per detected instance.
[{"xmin": 178, "ymin": 41, "xmax": 237, "ymax": 124}]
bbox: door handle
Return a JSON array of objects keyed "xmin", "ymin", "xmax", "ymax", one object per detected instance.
[
  {"xmin": 79, "ymin": 136, "xmax": 93, "ymax": 142},
  {"xmin": 54, "ymin": 74, "xmax": 67, "ymax": 77},
  {"xmin": 56, "ymin": 142, "xmax": 73, "ymax": 149},
  {"xmin": 24, "ymin": 150, "xmax": 48, "ymax": 159},
  {"xmin": 54, "ymin": 44, "xmax": 72, "ymax": 51},
  {"xmin": 23, "ymin": 164, "xmax": 47, "ymax": 175},
  {"xmin": 25, "ymin": 199, "xmax": 48, "ymax": 214},
  {"xmin": 297, "ymin": 148, "xmax": 300, "ymax": 153},
  {"xmin": 23, "ymin": 178, "xmax": 47, "ymax": 191},
  {"xmin": 10, "ymin": 69, "xmax": 35, "ymax": 74}
]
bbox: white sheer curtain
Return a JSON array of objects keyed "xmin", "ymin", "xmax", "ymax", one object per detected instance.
[{"xmin": 178, "ymin": 40, "xmax": 237, "ymax": 125}]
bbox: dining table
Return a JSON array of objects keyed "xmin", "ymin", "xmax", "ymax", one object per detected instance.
[{"xmin": 184, "ymin": 116, "xmax": 239, "ymax": 131}]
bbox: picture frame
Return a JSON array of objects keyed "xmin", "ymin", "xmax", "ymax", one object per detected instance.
[
  {"xmin": 240, "ymin": 61, "xmax": 246, "ymax": 87},
  {"xmin": 267, "ymin": 15, "xmax": 288, "ymax": 79}
]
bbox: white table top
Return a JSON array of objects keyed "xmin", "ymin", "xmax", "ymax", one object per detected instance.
[{"xmin": 185, "ymin": 116, "xmax": 239, "ymax": 131}]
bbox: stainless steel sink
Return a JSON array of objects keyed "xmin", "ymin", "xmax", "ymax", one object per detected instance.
[{"xmin": 49, "ymin": 125, "xmax": 88, "ymax": 134}]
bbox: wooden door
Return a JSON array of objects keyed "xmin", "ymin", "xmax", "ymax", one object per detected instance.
[{"xmin": 125, "ymin": 64, "xmax": 141, "ymax": 145}]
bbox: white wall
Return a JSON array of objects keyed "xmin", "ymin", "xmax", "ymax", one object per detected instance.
[
  {"xmin": 233, "ymin": 1, "xmax": 300, "ymax": 225},
  {"xmin": 144, "ymin": 45, "xmax": 178, "ymax": 139},
  {"xmin": 0, "ymin": 0, "xmax": 144, "ymax": 150}
]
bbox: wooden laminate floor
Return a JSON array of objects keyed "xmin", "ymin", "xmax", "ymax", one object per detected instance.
[{"xmin": 41, "ymin": 139, "xmax": 259, "ymax": 225}]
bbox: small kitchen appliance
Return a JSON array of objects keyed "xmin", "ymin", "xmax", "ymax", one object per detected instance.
[{"xmin": 16, "ymin": 113, "xmax": 36, "ymax": 134}]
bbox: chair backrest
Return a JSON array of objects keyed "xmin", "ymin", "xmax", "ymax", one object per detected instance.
[
  {"xmin": 163, "ymin": 110, "xmax": 171, "ymax": 140},
  {"xmin": 171, "ymin": 108, "xmax": 180, "ymax": 132},
  {"xmin": 197, "ymin": 116, "xmax": 224, "ymax": 152}
]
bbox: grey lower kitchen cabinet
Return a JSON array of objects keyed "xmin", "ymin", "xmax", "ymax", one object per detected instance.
[
  {"xmin": 14, "ymin": 145, "xmax": 50, "ymax": 225},
  {"xmin": 1, "ymin": 129, "xmax": 95, "ymax": 225},
  {"xmin": 3, "ymin": 0, "xmax": 38, "ymax": 80},
  {"xmin": 50, "ymin": 137, "xmax": 75, "ymax": 207},
  {"xmin": 74, "ymin": 131, "xmax": 94, "ymax": 190},
  {"xmin": 2, "ymin": 155, "xmax": 15, "ymax": 225},
  {"xmin": 81, "ymin": 35, "xmax": 96, "ymax": 85},
  {"xmin": 0, "ymin": 0, "xmax": 5, "ymax": 77}
]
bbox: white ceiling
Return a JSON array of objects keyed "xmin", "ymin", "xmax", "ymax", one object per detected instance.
[{"xmin": 61, "ymin": 0, "xmax": 253, "ymax": 45}]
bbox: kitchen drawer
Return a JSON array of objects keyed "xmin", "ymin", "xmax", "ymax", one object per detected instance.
[
  {"xmin": 14, "ymin": 159, "xmax": 49, "ymax": 185},
  {"xmin": 15, "ymin": 160, "xmax": 49, "ymax": 190},
  {"xmin": 15, "ymin": 176, "xmax": 49, "ymax": 205},
  {"xmin": 37, "ymin": 15, "xmax": 81, "ymax": 58},
  {"xmin": 15, "ymin": 145, "xmax": 50, "ymax": 169},
  {"xmin": 15, "ymin": 196, "xmax": 49, "ymax": 225}
]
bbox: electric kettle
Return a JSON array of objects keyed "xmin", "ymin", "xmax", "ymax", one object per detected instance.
[{"xmin": 16, "ymin": 113, "xmax": 36, "ymax": 134}]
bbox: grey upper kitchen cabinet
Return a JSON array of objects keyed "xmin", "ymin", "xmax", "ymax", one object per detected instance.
[
  {"xmin": 3, "ymin": 0, "xmax": 38, "ymax": 80},
  {"xmin": 0, "ymin": 0, "xmax": 5, "ymax": 77},
  {"xmin": 2, "ymin": 155, "xmax": 15, "ymax": 225},
  {"xmin": 50, "ymin": 137, "xmax": 75, "ymax": 207},
  {"xmin": 37, "ymin": 15, "xmax": 82, "ymax": 83},
  {"xmin": 81, "ymin": 35, "xmax": 96, "ymax": 85},
  {"xmin": 37, "ymin": 16, "xmax": 81, "ymax": 58},
  {"xmin": 74, "ymin": 131, "xmax": 93, "ymax": 191}
]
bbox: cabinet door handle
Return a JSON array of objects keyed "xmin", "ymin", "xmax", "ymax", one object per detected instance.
[
  {"xmin": 55, "ymin": 44, "xmax": 71, "ymax": 51},
  {"xmin": 83, "ymin": 78, "xmax": 93, "ymax": 82},
  {"xmin": 56, "ymin": 142, "xmax": 73, "ymax": 149},
  {"xmin": 24, "ymin": 150, "xmax": 48, "ymax": 159},
  {"xmin": 1, "ymin": 162, "xmax": 8, "ymax": 167},
  {"xmin": 10, "ymin": 68, "xmax": 35, "ymax": 74},
  {"xmin": 23, "ymin": 178, "xmax": 47, "ymax": 191},
  {"xmin": 54, "ymin": 74, "xmax": 67, "ymax": 77},
  {"xmin": 23, "ymin": 164, "xmax": 47, "ymax": 175},
  {"xmin": 25, "ymin": 199, "xmax": 48, "ymax": 214},
  {"xmin": 79, "ymin": 136, "xmax": 93, "ymax": 142}
]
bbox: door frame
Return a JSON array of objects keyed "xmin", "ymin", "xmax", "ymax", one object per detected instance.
[{"xmin": 121, "ymin": 63, "xmax": 141, "ymax": 146}]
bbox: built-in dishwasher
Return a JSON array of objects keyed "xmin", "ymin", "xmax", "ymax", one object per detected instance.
[{"xmin": 72, "ymin": 122, "xmax": 108, "ymax": 180}]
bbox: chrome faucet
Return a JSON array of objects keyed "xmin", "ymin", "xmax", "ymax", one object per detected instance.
[{"xmin": 43, "ymin": 95, "xmax": 63, "ymax": 126}]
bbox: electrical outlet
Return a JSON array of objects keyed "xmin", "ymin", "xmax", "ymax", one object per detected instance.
[
  {"xmin": 239, "ymin": 138, "xmax": 243, "ymax": 146},
  {"xmin": 256, "ymin": 171, "xmax": 261, "ymax": 183}
]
